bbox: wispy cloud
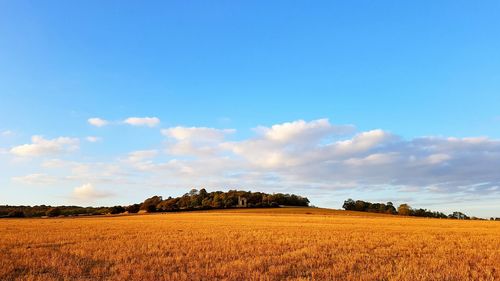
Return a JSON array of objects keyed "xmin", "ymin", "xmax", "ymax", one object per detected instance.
[{"xmin": 12, "ymin": 173, "xmax": 58, "ymax": 185}]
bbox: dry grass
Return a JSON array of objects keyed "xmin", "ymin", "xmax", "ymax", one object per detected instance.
[{"xmin": 1, "ymin": 207, "xmax": 499, "ymax": 281}]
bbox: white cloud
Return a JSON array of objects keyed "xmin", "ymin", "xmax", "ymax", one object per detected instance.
[
  {"xmin": 258, "ymin": 118, "xmax": 353, "ymax": 142},
  {"xmin": 73, "ymin": 183, "xmax": 113, "ymax": 200},
  {"xmin": 124, "ymin": 117, "xmax": 160, "ymax": 127},
  {"xmin": 12, "ymin": 173, "xmax": 57, "ymax": 185},
  {"xmin": 88, "ymin": 117, "xmax": 109, "ymax": 127},
  {"xmin": 86, "ymin": 136, "xmax": 102, "ymax": 143},
  {"xmin": 127, "ymin": 150, "xmax": 158, "ymax": 162},
  {"xmin": 162, "ymin": 126, "xmax": 234, "ymax": 141},
  {"xmin": 10, "ymin": 135, "xmax": 79, "ymax": 157},
  {"xmin": 154, "ymin": 119, "xmax": 500, "ymax": 197},
  {"xmin": 223, "ymin": 119, "xmax": 356, "ymax": 168},
  {"xmin": 333, "ymin": 129, "xmax": 395, "ymax": 155},
  {"xmin": 162, "ymin": 126, "xmax": 235, "ymax": 156},
  {"xmin": 7, "ymin": 118, "xmax": 500, "ymax": 215}
]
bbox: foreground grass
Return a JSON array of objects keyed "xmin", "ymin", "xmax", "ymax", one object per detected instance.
[{"xmin": 1, "ymin": 208, "xmax": 499, "ymax": 280}]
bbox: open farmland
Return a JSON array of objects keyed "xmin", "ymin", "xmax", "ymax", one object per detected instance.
[{"xmin": 1, "ymin": 208, "xmax": 499, "ymax": 281}]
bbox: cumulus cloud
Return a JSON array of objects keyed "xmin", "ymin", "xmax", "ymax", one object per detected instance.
[
  {"xmin": 332, "ymin": 129, "xmax": 395, "ymax": 156},
  {"xmin": 222, "ymin": 119, "xmax": 357, "ymax": 168},
  {"xmin": 88, "ymin": 117, "xmax": 109, "ymax": 127},
  {"xmin": 10, "ymin": 136, "xmax": 79, "ymax": 157},
  {"xmin": 124, "ymin": 117, "xmax": 160, "ymax": 127},
  {"xmin": 154, "ymin": 119, "xmax": 500, "ymax": 197},
  {"xmin": 8, "ymin": 118, "xmax": 500, "ymax": 213},
  {"xmin": 257, "ymin": 119, "xmax": 353, "ymax": 142},
  {"xmin": 73, "ymin": 183, "xmax": 113, "ymax": 200}
]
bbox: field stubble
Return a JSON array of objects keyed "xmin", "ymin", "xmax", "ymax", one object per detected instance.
[{"xmin": 0, "ymin": 208, "xmax": 499, "ymax": 280}]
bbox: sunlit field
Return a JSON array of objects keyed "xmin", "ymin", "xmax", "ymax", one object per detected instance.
[{"xmin": 1, "ymin": 208, "xmax": 499, "ymax": 281}]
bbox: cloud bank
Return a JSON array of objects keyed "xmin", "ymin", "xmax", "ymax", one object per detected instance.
[
  {"xmin": 7, "ymin": 118, "xmax": 500, "ymax": 213},
  {"xmin": 153, "ymin": 120, "xmax": 500, "ymax": 196}
]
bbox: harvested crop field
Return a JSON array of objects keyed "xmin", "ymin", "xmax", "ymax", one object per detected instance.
[{"xmin": 1, "ymin": 208, "xmax": 499, "ymax": 281}]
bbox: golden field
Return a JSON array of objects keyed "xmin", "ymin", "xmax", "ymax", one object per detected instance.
[{"xmin": 1, "ymin": 208, "xmax": 499, "ymax": 281}]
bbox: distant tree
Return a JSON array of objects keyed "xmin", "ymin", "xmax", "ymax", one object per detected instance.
[
  {"xmin": 109, "ymin": 206, "xmax": 125, "ymax": 214},
  {"xmin": 141, "ymin": 196, "xmax": 162, "ymax": 212},
  {"xmin": 354, "ymin": 200, "xmax": 368, "ymax": 212},
  {"xmin": 397, "ymin": 204, "xmax": 411, "ymax": 216},
  {"xmin": 146, "ymin": 204, "xmax": 157, "ymax": 213},
  {"xmin": 340, "ymin": 198, "xmax": 465, "ymax": 219},
  {"xmin": 133, "ymin": 189, "xmax": 309, "ymax": 213},
  {"xmin": 189, "ymin": 194, "xmax": 202, "ymax": 208},
  {"xmin": 177, "ymin": 195, "xmax": 191, "ymax": 209},
  {"xmin": 201, "ymin": 198, "xmax": 212, "ymax": 209},
  {"xmin": 46, "ymin": 207, "xmax": 61, "ymax": 217},
  {"xmin": 199, "ymin": 188, "xmax": 208, "ymax": 198},
  {"xmin": 342, "ymin": 199, "xmax": 356, "ymax": 210},
  {"xmin": 156, "ymin": 198, "xmax": 179, "ymax": 211},
  {"xmin": 211, "ymin": 194, "xmax": 223, "ymax": 208},
  {"xmin": 7, "ymin": 210, "xmax": 25, "ymax": 218},
  {"xmin": 386, "ymin": 202, "xmax": 396, "ymax": 214},
  {"xmin": 449, "ymin": 211, "xmax": 469, "ymax": 220},
  {"xmin": 126, "ymin": 204, "xmax": 141, "ymax": 214}
]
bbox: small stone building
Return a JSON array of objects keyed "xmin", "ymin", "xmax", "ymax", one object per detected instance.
[{"xmin": 237, "ymin": 196, "xmax": 248, "ymax": 208}]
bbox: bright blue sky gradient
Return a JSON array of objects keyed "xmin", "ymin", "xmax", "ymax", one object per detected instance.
[{"xmin": 1, "ymin": 1, "xmax": 499, "ymax": 217}]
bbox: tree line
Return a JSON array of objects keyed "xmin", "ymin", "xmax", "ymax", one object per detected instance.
[
  {"xmin": 141, "ymin": 189, "xmax": 310, "ymax": 212},
  {"xmin": 342, "ymin": 199, "xmax": 488, "ymax": 220},
  {"xmin": 0, "ymin": 189, "xmax": 309, "ymax": 218},
  {"xmin": 0, "ymin": 205, "xmax": 111, "ymax": 218}
]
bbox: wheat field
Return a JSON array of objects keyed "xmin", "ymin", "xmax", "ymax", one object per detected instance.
[{"xmin": 1, "ymin": 208, "xmax": 499, "ymax": 281}]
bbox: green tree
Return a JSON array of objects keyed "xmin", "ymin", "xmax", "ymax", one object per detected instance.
[
  {"xmin": 342, "ymin": 199, "xmax": 356, "ymax": 210},
  {"xmin": 126, "ymin": 204, "xmax": 141, "ymax": 213},
  {"xmin": 109, "ymin": 206, "xmax": 125, "ymax": 214},
  {"xmin": 46, "ymin": 207, "xmax": 61, "ymax": 217},
  {"xmin": 386, "ymin": 202, "xmax": 396, "ymax": 214}
]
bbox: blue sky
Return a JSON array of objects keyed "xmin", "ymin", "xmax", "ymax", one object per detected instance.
[{"xmin": 1, "ymin": 1, "xmax": 499, "ymax": 217}]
